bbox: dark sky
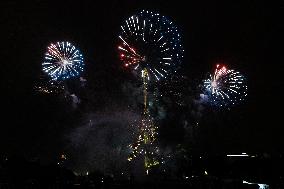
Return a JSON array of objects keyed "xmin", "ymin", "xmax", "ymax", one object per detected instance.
[{"xmin": 1, "ymin": 0, "xmax": 280, "ymax": 163}]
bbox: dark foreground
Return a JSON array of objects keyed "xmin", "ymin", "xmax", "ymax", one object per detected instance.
[{"xmin": 1, "ymin": 154, "xmax": 283, "ymax": 189}]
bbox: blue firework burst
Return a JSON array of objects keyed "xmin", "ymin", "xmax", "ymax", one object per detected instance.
[{"xmin": 42, "ymin": 41, "xmax": 84, "ymax": 80}]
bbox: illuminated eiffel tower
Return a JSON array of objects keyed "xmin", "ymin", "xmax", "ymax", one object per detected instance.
[{"xmin": 128, "ymin": 68, "xmax": 159, "ymax": 174}]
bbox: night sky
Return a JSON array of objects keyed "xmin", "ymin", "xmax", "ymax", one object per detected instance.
[{"xmin": 1, "ymin": 0, "xmax": 279, "ymax": 170}]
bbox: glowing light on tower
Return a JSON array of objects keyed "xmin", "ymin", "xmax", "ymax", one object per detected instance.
[{"xmin": 127, "ymin": 69, "xmax": 159, "ymax": 172}]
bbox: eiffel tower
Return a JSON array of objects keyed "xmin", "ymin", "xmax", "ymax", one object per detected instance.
[{"xmin": 128, "ymin": 69, "xmax": 159, "ymax": 174}]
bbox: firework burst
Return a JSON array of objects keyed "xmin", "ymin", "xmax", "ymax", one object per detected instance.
[
  {"xmin": 118, "ymin": 10, "xmax": 184, "ymax": 81},
  {"xmin": 203, "ymin": 64, "xmax": 248, "ymax": 107},
  {"xmin": 42, "ymin": 41, "xmax": 84, "ymax": 80}
]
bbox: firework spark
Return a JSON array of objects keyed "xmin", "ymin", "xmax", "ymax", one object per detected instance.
[{"xmin": 34, "ymin": 76, "xmax": 65, "ymax": 95}]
